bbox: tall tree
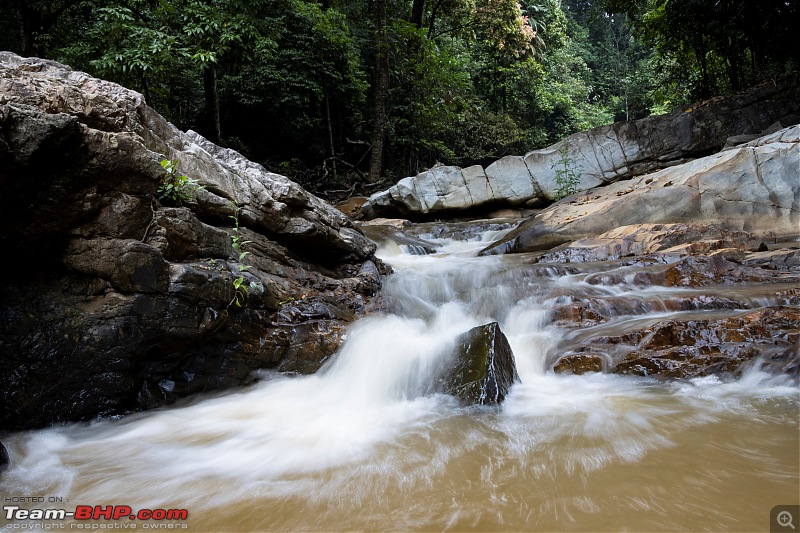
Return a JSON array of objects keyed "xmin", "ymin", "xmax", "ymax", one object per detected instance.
[
  {"xmin": 367, "ymin": 0, "xmax": 389, "ymax": 182},
  {"xmin": 17, "ymin": 0, "xmax": 82, "ymax": 56}
]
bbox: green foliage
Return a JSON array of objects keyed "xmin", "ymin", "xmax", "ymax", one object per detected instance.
[
  {"xmin": 5, "ymin": 0, "xmax": 794, "ymax": 193},
  {"xmin": 218, "ymin": 0, "xmax": 367, "ymax": 171},
  {"xmin": 156, "ymin": 159, "xmax": 204, "ymax": 205},
  {"xmin": 602, "ymin": 0, "xmax": 799, "ymax": 100},
  {"xmin": 551, "ymin": 145, "xmax": 583, "ymax": 200},
  {"xmin": 449, "ymin": 110, "xmax": 528, "ymax": 166},
  {"xmin": 386, "ymin": 23, "xmax": 474, "ymax": 173},
  {"xmin": 228, "ymin": 206, "xmax": 262, "ymax": 308}
]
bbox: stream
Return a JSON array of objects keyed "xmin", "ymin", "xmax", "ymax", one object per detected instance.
[{"xmin": 1, "ymin": 222, "xmax": 798, "ymax": 531}]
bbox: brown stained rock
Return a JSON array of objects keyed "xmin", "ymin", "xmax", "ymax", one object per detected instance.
[
  {"xmin": 551, "ymin": 304, "xmax": 606, "ymax": 328},
  {"xmin": 334, "ymin": 197, "xmax": 368, "ymax": 220},
  {"xmin": 638, "ymin": 253, "xmax": 800, "ymax": 287},
  {"xmin": 607, "ymin": 307, "xmax": 800, "ymax": 379},
  {"xmin": 553, "ymin": 354, "xmax": 605, "ymax": 375}
]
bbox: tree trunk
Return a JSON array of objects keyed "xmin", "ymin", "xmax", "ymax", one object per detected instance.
[
  {"xmin": 203, "ymin": 65, "xmax": 221, "ymax": 144},
  {"xmin": 325, "ymin": 94, "xmax": 337, "ymax": 179},
  {"xmin": 19, "ymin": 2, "xmax": 49, "ymax": 56},
  {"xmin": 18, "ymin": 0, "xmax": 80, "ymax": 57},
  {"xmin": 427, "ymin": 0, "xmax": 446, "ymax": 37},
  {"xmin": 367, "ymin": 0, "xmax": 389, "ymax": 183},
  {"xmin": 411, "ymin": 0, "xmax": 425, "ymax": 28}
]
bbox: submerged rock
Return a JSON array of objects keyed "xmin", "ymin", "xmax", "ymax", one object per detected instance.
[
  {"xmin": 0, "ymin": 53, "xmax": 385, "ymax": 429},
  {"xmin": 440, "ymin": 322, "xmax": 519, "ymax": 404}
]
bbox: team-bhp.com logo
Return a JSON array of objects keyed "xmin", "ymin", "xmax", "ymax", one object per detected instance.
[{"xmin": 4, "ymin": 505, "xmax": 189, "ymax": 529}]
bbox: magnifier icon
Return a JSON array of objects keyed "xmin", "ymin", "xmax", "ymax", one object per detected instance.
[{"xmin": 778, "ymin": 511, "xmax": 796, "ymax": 530}]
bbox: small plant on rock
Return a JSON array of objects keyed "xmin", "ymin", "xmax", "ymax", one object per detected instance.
[
  {"xmin": 157, "ymin": 159, "xmax": 204, "ymax": 205},
  {"xmin": 229, "ymin": 205, "xmax": 262, "ymax": 307},
  {"xmin": 551, "ymin": 145, "xmax": 583, "ymax": 200}
]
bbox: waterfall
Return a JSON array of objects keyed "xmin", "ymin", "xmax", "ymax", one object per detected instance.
[{"xmin": 1, "ymin": 224, "xmax": 797, "ymax": 532}]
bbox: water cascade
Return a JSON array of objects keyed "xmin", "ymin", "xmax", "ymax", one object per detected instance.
[{"xmin": 1, "ymin": 223, "xmax": 797, "ymax": 531}]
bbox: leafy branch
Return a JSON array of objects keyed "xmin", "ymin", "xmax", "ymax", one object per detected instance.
[{"xmin": 156, "ymin": 159, "xmax": 204, "ymax": 205}]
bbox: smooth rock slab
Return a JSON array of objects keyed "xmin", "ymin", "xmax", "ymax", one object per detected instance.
[
  {"xmin": 440, "ymin": 322, "xmax": 520, "ymax": 404},
  {"xmin": 363, "ymin": 76, "xmax": 800, "ymax": 219},
  {"xmin": 482, "ymin": 125, "xmax": 800, "ymax": 256}
]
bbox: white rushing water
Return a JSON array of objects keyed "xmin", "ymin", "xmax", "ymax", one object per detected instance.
[{"xmin": 1, "ymin": 226, "xmax": 798, "ymax": 531}]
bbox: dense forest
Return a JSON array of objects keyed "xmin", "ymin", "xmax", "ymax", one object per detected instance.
[{"xmin": 2, "ymin": 0, "xmax": 797, "ymax": 197}]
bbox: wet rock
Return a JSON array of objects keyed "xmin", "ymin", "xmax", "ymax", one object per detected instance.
[
  {"xmin": 551, "ymin": 303, "xmax": 607, "ymax": 328},
  {"xmin": 553, "ymin": 353, "xmax": 606, "ymax": 375},
  {"xmin": 600, "ymin": 307, "xmax": 800, "ymax": 379},
  {"xmin": 359, "ymin": 217, "xmax": 412, "ymax": 228},
  {"xmin": 440, "ymin": 322, "xmax": 520, "ymax": 404},
  {"xmin": 0, "ymin": 441, "xmax": 8, "ymax": 472},
  {"xmin": 634, "ymin": 252, "xmax": 800, "ymax": 288},
  {"xmin": 357, "ymin": 223, "xmax": 438, "ymax": 255},
  {"xmin": 551, "ymin": 294, "xmax": 750, "ymax": 332},
  {"xmin": 364, "ymin": 76, "xmax": 800, "ymax": 218},
  {"xmin": 0, "ymin": 53, "xmax": 384, "ymax": 430},
  {"xmin": 404, "ymin": 219, "xmax": 519, "ymax": 242},
  {"xmin": 758, "ymin": 337, "xmax": 800, "ymax": 378}
]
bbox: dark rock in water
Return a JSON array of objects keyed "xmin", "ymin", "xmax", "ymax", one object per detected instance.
[
  {"xmin": 441, "ymin": 322, "xmax": 519, "ymax": 404},
  {"xmin": 0, "ymin": 441, "xmax": 8, "ymax": 472},
  {"xmin": 0, "ymin": 52, "xmax": 386, "ymax": 430},
  {"xmin": 759, "ymin": 338, "xmax": 800, "ymax": 378}
]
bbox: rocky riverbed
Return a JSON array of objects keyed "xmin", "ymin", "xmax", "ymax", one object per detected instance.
[{"xmin": 0, "ymin": 51, "xmax": 797, "ymax": 433}]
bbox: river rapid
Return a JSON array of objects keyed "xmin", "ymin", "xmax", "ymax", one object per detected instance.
[{"xmin": 1, "ymin": 223, "xmax": 798, "ymax": 532}]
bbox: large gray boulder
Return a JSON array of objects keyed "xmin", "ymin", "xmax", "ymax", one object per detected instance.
[
  {"xmin": 362, "ymin": 76, "xmax": 800, "ymax": 219},
  {"xmin": 481, "ymin": 125, "xmax": 800, "ymax": 255},
  {"xmin": 0, "ymin": 53, "xmax": 385, "ymax": 429}
]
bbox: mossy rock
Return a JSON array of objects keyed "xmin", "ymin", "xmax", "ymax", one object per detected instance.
[{"xmin": 441, "ymin": 322, "xmax": 520, "ymax": 404}]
